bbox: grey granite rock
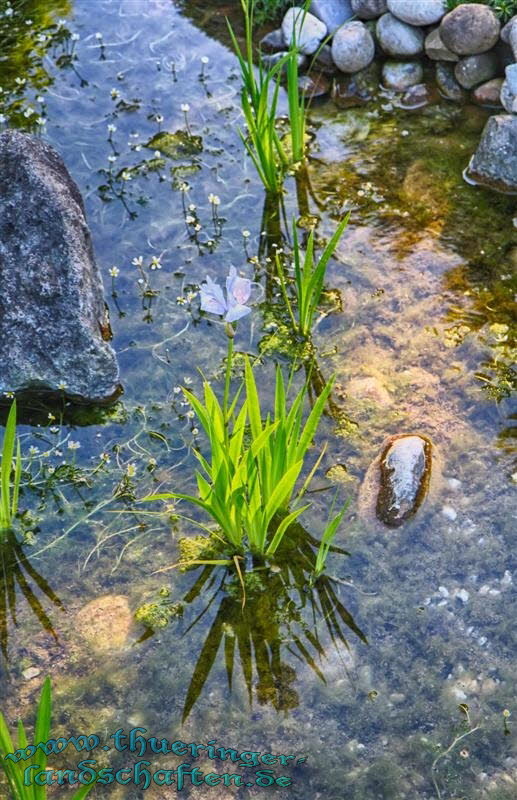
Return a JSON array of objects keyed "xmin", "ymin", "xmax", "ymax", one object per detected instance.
[
  {"xmin": 439, "ymin": 3, "xmax": 500, "ymax": 55},
  {"xmin": 309, "ymin": 0, "xmax": 353, "ymax": 33},
  {"xmin": 435, "ymin": 61, "xmax": 466, "ymax": 101},
  {"xmin": 387, "ymin": 0, "xmax": 446, "ymax": 26},
  {"xmin": 468, "ymin": 114, "xmax": 517, "ymax": 193},
  {"xmin": 382, "ymin": 60, "xmax": 423, "ymax": 91},
  {"xmin": 454, "ymin": 51, "xmax": 499, "ymax": 89},
  {"xmin": 501, "ymin": 63, "xmax": 517, "ymax": 113},
  {"xmin": 350, "ymin": 0, "xmax": 387, "ymax": 19},
  {"xmin": 425, "ymin": 28, "xmax": 459, "ymax": 62},
  {"xmin": 281, "ymin": 6, "xmax": 327, "ymax": 54},
  {"xmin": 375, "ymin": 435, "xmax": 432, "ymax": 527},
  {"xmin": 0, "ymin": 130, "xmax": 120, "ymax": 404},
  {"xmin": 259, "ymin": 29, "xmax": 286, "ymax": 53},
  {"xmin": 377, "ymin": 12, "xmax": 424, "ymax": 57},
  {"xmin": 332, "ymin": 20, "xmax": 375, "ymax": 73}
]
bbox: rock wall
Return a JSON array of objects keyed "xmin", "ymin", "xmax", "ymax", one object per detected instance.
[{"xmin": 261, "ymin": 2, "xmax": 517, "ymax": 192}]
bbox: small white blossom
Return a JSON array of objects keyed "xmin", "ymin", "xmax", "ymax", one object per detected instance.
[
  {"xmin": 181, "ymin": 103, "xmax": 190, "ymax": 112},
  {"xmin": 109, "ymin": 266, "xmax": 120, "ymax": 277},
  {"xmin": 208, "ymin": 193, "xmax": 220, "ymax": 205},
  {"xmin": 68, "ymin": 440, "xmax": 81, "ymax": 450},
  {"xmin": 107, "ymin": 124, "xmax": 117, "ymax": 133}
]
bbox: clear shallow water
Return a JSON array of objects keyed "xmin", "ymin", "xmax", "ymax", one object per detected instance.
[{"xmin": 0, "ymin": 1, "xmax": 515, "ymax": 798}]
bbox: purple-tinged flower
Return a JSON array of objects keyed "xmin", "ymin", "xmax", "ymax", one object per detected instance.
[{"xmin": 200, "ymin": 267, "xmax": 251, "ymax": 323}]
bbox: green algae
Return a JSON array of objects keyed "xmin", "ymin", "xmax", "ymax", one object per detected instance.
[{"xmin": 145, "ymin": 131, "xmax": 203, "ymax": 159}]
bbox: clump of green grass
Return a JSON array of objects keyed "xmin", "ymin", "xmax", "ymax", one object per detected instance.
[
  {"xmin": 0, "ymin": 401, "xmax": 22, "ymax": 536},
  {"xmin": 143, "ymin": 348, "xmax": 344, "ymax": 565},
  {"xmin": 0, "ymin": 677, "xmax": 96, "ymax": 799},
  {"xmin": 228, "ymin": 0, "xmax": 308, "ymax": 195},
  {"xmin": 276, "ymin": 215, "xmax": 350, "ymax": 338}
]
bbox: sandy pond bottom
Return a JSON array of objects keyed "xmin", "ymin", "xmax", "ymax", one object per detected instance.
[{"xmin": 0, "ymin": 1, "xmax": 515, "ymax": 799}]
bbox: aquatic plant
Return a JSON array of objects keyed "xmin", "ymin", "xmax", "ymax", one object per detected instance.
[
  {"xmin": 145, "ymin": 351, "xmax": 335, "ymax": 558},
  {"xmin": 276, "ymin": 216, "xmax": 350, "ymax": 338},
  {"xmin": 227, "ymin": 1, "xmax": 288, "ymax": 195},
  {"xmin": 0, "ymin": 677, "xmax": 96, "ymax": 799},
  {"xmin": 0, "ymin": 402, "xmax": 22, "ymax": 536}
]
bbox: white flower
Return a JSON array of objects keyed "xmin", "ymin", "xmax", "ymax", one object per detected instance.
[
  {"xmin": 153, "ymin": 150, "xmax": 161, "ymax": 158},
  {"xmin": 110, "ymin": 88, "xmax": 120, "ymax": 99},
  {"xmin": 188, "ymin": 203, "xmax": 196, "ymax": 211},
  {"xmin": 192, "ymin": 428, "xmax": 199, "ymax": 435},
  {"xmin": 155, "ymin": 114, "xmax": 164, "ymax": 123},
  {"xmin": 29, "ymin": 446, "xmax": 40, "ymax": 456},
  {"xmin": 120, "ymin": 171, "xmax": 132, "ymax": 181},
  {"xmin": 36, "ymin": 117, "xmax": 45, "ymax": 126},
  {"xmin": 68, "ymin": 440, "xmax": 81, "ymax": 450},
  {"xmin": 132, "ymin": 256, "xmax": 144, "ymax": 267},
  {"xmin": 107, "ymin": 124, "xmax": 117, "ymax": 133},
  {"xmin": 108, "ymin": 155, "xmax": 117, "ymax": 163},
  {"xmin": 109, "ymin": 266, "xmax": 120, "ymax": 277},
  {"xmin": 201, "ymin": 56, "xmax": 209, "ymax": 64},
  {"xmin": 208, "ymin": 193, "xmax": 220, "ymax": 205},
  {"xmin": 95, "ymin": 32, "xmax": 103, "ymax": 39},
  {"xmin": 126, "ymin": 463, "xmax": 136, "ymax": 477},
  {"xmin": 185, "ymin": 215, "xmax": 195, "ymax": 224},
  {"xmin": 71, "ymin": 33, "xmax": 80, "ymax": 41},
  {"xmin": 181, "ymin": 103, "xmax": 190, "ymax": 112},
  {"xmin": 150, "ymin": 256, "xmax": 162, "ymax": 270},
  {"xmin": 242, "ymin": 230, "xmax": 250, "ymax": 238}
]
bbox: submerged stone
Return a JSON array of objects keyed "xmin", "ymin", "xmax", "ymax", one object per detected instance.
[
  {"xmin": 0, "ymin": 130, "xmax": 119, "ymax": 405},
  {"xmin": 375, "ymin": 434, "xmax": 432, "ymax": 527},
  {"xmin": 75, "ymin": 595, "xmax": 132, "ymax": 651}
]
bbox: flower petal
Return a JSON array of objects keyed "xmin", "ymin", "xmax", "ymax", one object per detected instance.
[
  {"xmin": 199, "ymin": 275, "xmax": 227, "ymax": 316},
  {"xmin": 225, "ymin": 303, "xmax": 252, "ymax": 323},
  {"xmin": 226, "ymin": 266, "xmax": 251, "ymax": 305}
]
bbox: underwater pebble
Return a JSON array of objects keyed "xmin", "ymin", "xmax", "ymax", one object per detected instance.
[
  {"xmin": 75, "ymin": 595, "xmax": 132, "ymax": 651},
  {"xmin": 442, "ymin": 505, "xmax": 457, "ymax": 521},
  {"xmin": 375, "ymin": 434, "xmax": 432, "ymax": 527},
  {"xmin": 478, "ymin": 636, "xmax": 488, "ymax": 646},
  {"xmin": 389, "ymin": 692, "xmax": 406, "ymax": 704},
  {"xmin": 488, "ymin": 588, "xmax": 501, "ymax": 596},
  {"xmin": 479, "ymin": 584, "xmax": 490, "ymax": 595},
  {"xmin": 438, "ymin": 586, "xmax": 449, "ymax": 597},
  {"xmin": 447, "ymin": 477, "xmax": 462, "ymax": 490},
  {"xmin": 455, "ymin": 588, "xmax": 469, "ymax": 603},
  {"xmin": 501, "ymin": 570, "xmax": 513, "ymax": 587},
  {"xmin": 22, "ymin": 667, "xmax": 41, "ymax": 680}
]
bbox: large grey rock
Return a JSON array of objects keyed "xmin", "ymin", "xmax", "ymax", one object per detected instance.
[
  {"xmin": 259, "ymin": 29, "xmax": 286, "ymax": 54},
  {"xmin": 454, "ymin": 51, "xmax": 499, "ymax": 89},
  {"xmin": 309, "ymin": 0, "xmax": 353, "ymax": 33},
  {"xmin": 468, "ymin": 114, "xmax": 517, "ymax": 193},
  {"xmin": 472, "ymin": 77, "xmax": 503, "ymax": 107},
  {"xmin": 435, "ymin": 61, "xmax": 466, "ymax": 101},
  {"xmin": 351, "ymin": 0, "xmax": 387, "ymax": 19},
  {"xmin": 281, "ymin": 6, "xmax": 327, "ymax": 55},
  {"xmin": 382, "ymin": 60, "xmax": 423, "ymax": 91},
  {"xmin": 439, "ymin": 4, "xmax": 500, "ymax": 56},
  {"xmin": 332, "ymin": 21, "xmax": 375, "ymax": 73},
  {"xmin": 387, "ymin": 0, "xmax": 446, "ymax": 26},
  {"xmin": 501, "ymin": 64, "xmax": 517, "ymax": 113},
  {"xmin": 375, "ymin": 435, "xmax": 432, "ymax": 527},
  {"xmin": 0, "ymin": 130, "xmax": 120, "ymax": 405},
  {"xmin": 376, "ymin": 12, "xmax": 424, "ymax": 56},
  {"xmin": 425, "ymin": 28, "xmax": 459, "ymax": 62}
]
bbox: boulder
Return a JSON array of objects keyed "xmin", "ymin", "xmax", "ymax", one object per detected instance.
[
  {"xmin": 351, "ymin": 0, "xmax": 387, "ymax": 19},
  {"xmin": 472, "ymin": 77, "xmax": 503, "ymax": 106},
  {"xmin": 375, "ymin": 435, "xmax": 432, "ymax": 527},
  {"xmin": 501, "ymin": 16, "xmax": 517, "ymax": 58},
  {"xmin": 439, "ymin": 4, "xmax": 500, "ymax": 56},
  {"xmin": 387, "ymin": 0, "xmax": 446, "ymax": 27},
  {"xmin": 468, "ymin": 114, "xmax": 517, "ymax": 193},
  {"xmin": 75, "ymin": 595, "xmax": 132, "ymax": 651},
  {"xmin": 501, "ymin": 63, "xmax": 517, "ymax": 113},
  {"xmin": 376, "ymin": 12, "xmax": 424, "ymax": 57},
  {"xmin": 435, "ymin": 61, "xmax": 466, "ymax": 101},
  {"xmin": 309, "ymin": 0, "xmax": 353, "ymax": 33},
  {"xmin": 259, "ymin": 29, "xmax": 286, "ymax": 53},
  {"xmin": 425, "ymin": 28, "xmax": 459, "ymax": 62},
  {"xmin": 313, "ymin": 44, "xmax": 336, "ymax": 73},
  {"xmin": 0, "ymin": 130, "xmax": 120, "ymax": 405},
  {"xmin": 332, "ymin": 20, "xmax": 375, "ymax": 73},
  {"xmin": 382, "ymin": 60, "xmax": 423, "ymax": 91},
  {"xmin": 454, "ymin": 51, "xmax": 499, "ymax": 90},
  {"xmin": 281, "ymin": 6, "xmax": 327, "ymax": 55}
]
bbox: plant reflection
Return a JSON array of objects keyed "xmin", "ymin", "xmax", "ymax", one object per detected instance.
[
  {"xmin": 0, "ymin": 529, "xmax": 63, "ymax": 660},
  {"xmin": 137, "ymin": 523, "xmax": 366, "ymax": 721}
]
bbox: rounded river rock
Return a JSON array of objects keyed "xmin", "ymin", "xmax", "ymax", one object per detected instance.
[{"xmin": 376, "ymin": 434, "xmax": 432, "ymax": 527}]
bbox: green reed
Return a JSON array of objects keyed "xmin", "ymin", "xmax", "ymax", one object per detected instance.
[
  {"xmin": 0, "ymin": 677, "xmax": 96, "ymax": 800},
  {"xmin": 277, "ymin": 215, "xmax": 350, "ymax": 338},
  {"xmin": 0, "ymin": 401, "xmax": 22, "ymax": 536}
]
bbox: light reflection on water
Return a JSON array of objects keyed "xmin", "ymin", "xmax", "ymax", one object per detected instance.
[{"xmin": 0, "ymin": 1, "xmax": 515, "ymax": 797}]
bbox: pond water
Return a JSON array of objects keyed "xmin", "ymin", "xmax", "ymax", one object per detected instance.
[{"xmin": 0, "ymin": 1, "xmax": 516, "ymax": 799}]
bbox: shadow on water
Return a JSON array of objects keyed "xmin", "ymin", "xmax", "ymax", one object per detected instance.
[
  {"xmin": 136, "ymin": 523, "xmax": 366, "ymax": 722},
  {"xmin": 0, "ymin": 528, "xmax": 64, "ymax": 662}
]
